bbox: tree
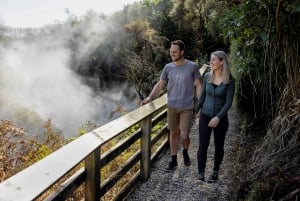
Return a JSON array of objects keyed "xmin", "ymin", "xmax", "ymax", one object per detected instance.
[{"xmin": 119, "ymin": 20, "xmax": 167, "ymax": 100}]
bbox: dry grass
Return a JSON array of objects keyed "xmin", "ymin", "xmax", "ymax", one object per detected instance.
[{"xmin": 246, "ymin": 39, "xmax": 300, "ymax": 200}]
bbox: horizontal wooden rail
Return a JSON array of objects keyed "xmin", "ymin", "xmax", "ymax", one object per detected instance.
[{"xmin": 0, "ymin": 94, "xmax": 168, "ymax": 201}]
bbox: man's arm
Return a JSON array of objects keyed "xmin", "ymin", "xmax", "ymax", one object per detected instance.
[
  {"xmin": 141, "ymin": 80, "xmax": 167, "ymax": 105},
  {"xmin": 194, "ymin": 78, "xmax": 202, "ymax": 117},
  {"xmin": 194, "ymin": 78, "xmax": 202, "ymax": 98}
]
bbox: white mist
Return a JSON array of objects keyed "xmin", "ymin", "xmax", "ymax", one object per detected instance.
[{"xmin": 0, "ymin": 28, "xmax": 137, "ymax": 137}]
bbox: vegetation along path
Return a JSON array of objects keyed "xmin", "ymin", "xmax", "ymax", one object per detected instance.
[{"xmin": 126, "ymin": 107, "xmax": 242, "ymax": 201}]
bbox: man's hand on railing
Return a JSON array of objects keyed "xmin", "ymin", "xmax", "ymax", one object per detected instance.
[
  {"xmin": 140, "ymin": 97, "xmax": 152, "ymax": 106},
  {"xmin": 140, "ymin": 81, "xmax": 166, "ymax": 106}
]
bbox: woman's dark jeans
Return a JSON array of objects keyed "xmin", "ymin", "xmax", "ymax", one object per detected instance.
[{"xmin": 197, "ymin": 113, "xmax": 229, "ymax": 174}]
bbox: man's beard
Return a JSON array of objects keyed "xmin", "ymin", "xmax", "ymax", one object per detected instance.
[{"xmin": 172, "ymin": 55, "xmax": 183, "ymax": 62}]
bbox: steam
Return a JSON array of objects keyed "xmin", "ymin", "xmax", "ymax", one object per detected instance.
[{"xmin": 0, "ymin": 18, "xmax": 138, "ymax": 137}]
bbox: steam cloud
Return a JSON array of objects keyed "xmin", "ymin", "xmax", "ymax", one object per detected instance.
[{"xmin": 0, "ymin": 20, "xmax": 137, "ymax": 138}]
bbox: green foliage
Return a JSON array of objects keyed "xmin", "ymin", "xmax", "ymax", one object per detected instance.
[
  {"xmin": 287, "ymin": 1, "xmax": 300, "ymax": 13},
  {"xmin": 213, "ymin": 0, "xmax": 299, "ymax": 119},
  {"xmin": 28, "ymin": 144, "xmax": 53, "ymax": 163}
]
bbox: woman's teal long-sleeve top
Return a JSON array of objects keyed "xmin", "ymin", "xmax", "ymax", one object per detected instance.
[{"xmin": 195, "ymin": 73, "xmax": 235, "ymax": 119}]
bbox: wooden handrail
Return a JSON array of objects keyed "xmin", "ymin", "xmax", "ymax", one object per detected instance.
[{"xmin": 0, "ymin": 94, "xmax": 168, "ymax": 201}]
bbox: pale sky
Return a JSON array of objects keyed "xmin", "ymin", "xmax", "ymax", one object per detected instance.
[{"xmin": 0, "ymin": 0, "xmax": 139, "ymax": 28}]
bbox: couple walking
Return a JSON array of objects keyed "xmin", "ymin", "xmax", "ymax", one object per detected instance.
[{"xmin": 141, "ymin": 40, "xmax": 235, "ymax": 182}]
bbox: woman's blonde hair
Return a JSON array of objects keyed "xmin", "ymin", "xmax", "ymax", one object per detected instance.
[{"xmin": 208, "ymin": 51, "xmax": 232, "ymax": 84}]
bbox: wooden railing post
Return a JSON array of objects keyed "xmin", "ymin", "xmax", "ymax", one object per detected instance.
[
  {"xmin": 140, "ymin": 116, "xmax": 152, "ymax": 180},
  {"xmin": 85, "ymin": 148, "xmax": 100, "ymax": 201}
]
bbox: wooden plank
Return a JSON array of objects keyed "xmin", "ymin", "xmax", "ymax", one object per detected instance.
[
  {"xmin": 140, "ymin": 117, "xmax": 151, "ymax": 180},
  {"xmin": 100, "ymin": 151, "xmax": 141, "ymax": 197},
  {"xmin": 85, "ymin": 150, "xmax": 100, "ymax": 201},
  {"xmin": 100, "ymin": 130, "xmax": 141, "ymax": 167},
  {"xmin": 44, "ymin": 168, "xmax": 86, "ymax": 201},
  {"xmin": 91, "ymin": 94, "xmax": 167, "ymax": 144}
]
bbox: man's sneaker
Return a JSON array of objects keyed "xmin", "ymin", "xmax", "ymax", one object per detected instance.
[
  {"xmin": 196, "ymin": 173, "xmax": 204, "ymax": 182},
  {"xmin": 183, "ymin": 152, "xmax": 191, "ymax": 166},
  {"xmin": 207, "ymin": 171, "xmax": 218, "ymax": 183},
  {"xmin": 165, "ymin": 160, "xmax": 178, "ymax": 172}
]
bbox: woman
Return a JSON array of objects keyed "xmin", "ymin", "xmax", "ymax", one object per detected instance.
[{"xmin": 194, "ymin": 51, "xmax": 235, "ymax": 182}]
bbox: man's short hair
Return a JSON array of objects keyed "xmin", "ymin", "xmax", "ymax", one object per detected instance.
[{"xmin": 171, "ymin": 40, "xmax": 185, "ymax": 51}]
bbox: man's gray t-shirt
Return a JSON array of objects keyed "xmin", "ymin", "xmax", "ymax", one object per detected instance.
[{"xmin": 160, "ymin": 60, "xmax": 200, "ymax": 109}]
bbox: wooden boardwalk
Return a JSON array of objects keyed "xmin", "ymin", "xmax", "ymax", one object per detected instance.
[{"xmin": 126, "ymin": 108, "xmax": 241, "ymax": 201}]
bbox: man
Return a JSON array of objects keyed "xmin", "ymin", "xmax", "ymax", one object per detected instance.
[{"xmin": 141, "ymin": 40, "xmax": 202, "ymax": 171}]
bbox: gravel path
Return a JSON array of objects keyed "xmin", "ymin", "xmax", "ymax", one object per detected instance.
[{"xmin": 125, "ymin": 108, "xmax": 241, "ymax": 201}]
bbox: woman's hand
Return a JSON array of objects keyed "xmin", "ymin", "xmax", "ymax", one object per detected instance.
[{"xmin": 208, "ymin": 116, "xmax": 220, "ymax": 127}]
